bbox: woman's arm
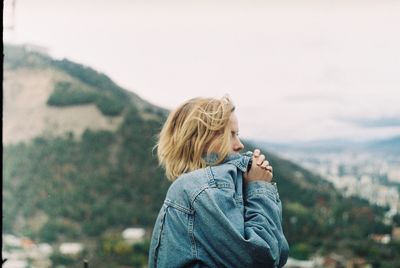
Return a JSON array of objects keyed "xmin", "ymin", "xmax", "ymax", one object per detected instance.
[
  {"xmin": 192, "ymin": 180, "xmax": 289, "ymax": 268},
  {"xmin": 244, "ymin": 181, "xmax": 288, "ymax": 267}
]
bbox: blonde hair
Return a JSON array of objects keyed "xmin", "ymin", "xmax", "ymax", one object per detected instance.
[{"xmin": 154, "ymin": 95, "xmax": 235, "ymax": 181}]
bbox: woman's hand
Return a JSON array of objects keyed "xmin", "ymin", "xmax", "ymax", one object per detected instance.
[{"xmin": 244, "ymin": 149, "xmax": 273, "ymax": 183}]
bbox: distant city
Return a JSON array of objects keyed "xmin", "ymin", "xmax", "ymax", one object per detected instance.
[{"xmin": 258, "ymin": 137, "xmax": 400, "ymax": 223}]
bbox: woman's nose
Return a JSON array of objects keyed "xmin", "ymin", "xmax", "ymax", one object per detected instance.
[{"xmin": 234, "ymin": 139, "xmax": 244, "ymax": 152}]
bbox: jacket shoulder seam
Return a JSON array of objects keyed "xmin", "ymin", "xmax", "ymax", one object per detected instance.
[{"xmin": 164, "ymin": 199, "xmax": 195, "ymax": 214}]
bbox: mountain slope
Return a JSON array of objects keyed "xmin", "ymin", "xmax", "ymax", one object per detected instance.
[
  {"xmin": 3, "ymin": 45, "xmax": 168, "ymax": 145},
  {"xmin": 3, "ymin": 44, "xmax": 398, "ymax": 267}
]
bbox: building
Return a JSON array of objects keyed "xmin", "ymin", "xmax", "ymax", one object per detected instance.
[
  {"xmin": 392, "ymin": 227, "xmax": 400, "ymax": 241},
  {"xmin": 59, "ymin": 243, "xmax": 83, "ymax": 255},
  {"xmin": 122, "ymin": 227, "xmax": 146, "ymax": 244}
]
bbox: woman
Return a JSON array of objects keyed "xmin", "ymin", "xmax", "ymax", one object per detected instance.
[{"xmin": 148, "ymin": 95, "xmax": 289, "ymax": 268}]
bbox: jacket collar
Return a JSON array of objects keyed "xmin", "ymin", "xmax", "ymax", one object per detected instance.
[{"xmin": 202, "ymin": 151, "xmax": 253, "ymax": 173}]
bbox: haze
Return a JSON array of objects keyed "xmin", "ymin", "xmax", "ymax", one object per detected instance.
[{"xmin": 4, "ymin": 0, "xmax": 400, "ymax": 142}]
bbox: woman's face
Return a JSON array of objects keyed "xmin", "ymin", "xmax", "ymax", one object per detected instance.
[{"xmin": 229, "ymin": 112, "xmax": 244, "ymax": 154}]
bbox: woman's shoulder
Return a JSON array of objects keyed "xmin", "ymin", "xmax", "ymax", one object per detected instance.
[
  {"xmin": 164, "ymin": 167, "xmax": 210, "ymax": 208},
  {"xmin": 163, "ymin": 152, "xmax": 252, "ymax": 207}
]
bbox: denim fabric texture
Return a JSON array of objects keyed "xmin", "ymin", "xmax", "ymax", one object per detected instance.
[{"xmin": 148, "ymin": 151, "xmax": 289, "ymax": 268}]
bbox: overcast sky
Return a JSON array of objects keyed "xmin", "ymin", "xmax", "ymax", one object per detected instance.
[{"xmin": 4, "ymin": 0, "xmax": 400, "ymax": 143}]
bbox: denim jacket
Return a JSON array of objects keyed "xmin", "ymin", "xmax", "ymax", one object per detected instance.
[{"xmin": 148, "ymin": 151, "xmax": 289, "ymax": 268}]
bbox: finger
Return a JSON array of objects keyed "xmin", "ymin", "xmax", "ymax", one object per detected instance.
[
  {"xmin": 257, "ymin": 154, "xmax": 265, "ymax": 165},
  {"xmin": 266, "ymin": 165, "xmax": 273, "ymax": 172},
  {"xmin": 253, "ymin": 149, "xmax": 260, "ymax": 157},
  {"xmin": 261, "ymin": 161, "xmax": 268, "ymax": 168}
]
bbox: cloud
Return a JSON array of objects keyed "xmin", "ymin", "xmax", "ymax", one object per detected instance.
[
  {"xmin": 339, "ymin": 116, "xmax": 400, "ymax": 128},
  {"xmin": 282, "ymin": 92, "xmax": 342, "ymax": 103}
]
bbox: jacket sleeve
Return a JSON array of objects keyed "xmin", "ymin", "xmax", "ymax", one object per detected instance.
[{"xmin": 192, "ymin": 180, "xmax": 289, "ymax": 268}]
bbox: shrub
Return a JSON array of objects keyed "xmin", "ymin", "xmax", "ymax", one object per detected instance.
[
  {"xmin": 47, "ymin": 81, "xmax": 96, "ymax": 106},
  {"xmin": 95, "ymin": 94, "xmax": 125, "ymax": 116}
]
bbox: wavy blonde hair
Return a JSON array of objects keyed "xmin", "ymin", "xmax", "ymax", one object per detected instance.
[{"xmin": 154, "ymin": 95, "xmax": 235, "ymax": 181}]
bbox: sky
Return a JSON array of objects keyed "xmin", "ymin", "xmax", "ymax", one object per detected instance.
[{"xmin": 4, "ymin": 0, "xmax": 400, "ymax": 143}]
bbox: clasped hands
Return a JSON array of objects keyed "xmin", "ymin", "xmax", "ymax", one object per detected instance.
[{"xmin": 244, "ymin": 149, "xmax": 273, "ymax": 183}]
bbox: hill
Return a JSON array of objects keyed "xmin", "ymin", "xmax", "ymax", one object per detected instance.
[
  {"xmin": 253, "ymin": 136, "xmax": 400, "ymax": 154},
  {"xmin": 3, "ymin": 45, "xmax": 399, "ymax": 267},
  {"xmin": 365, "ymin": 136, "xmax": 400, "ymax": 153},
  {"xmin": 3, "ymin": 45, "xmax": 168, "ymax": 145}
]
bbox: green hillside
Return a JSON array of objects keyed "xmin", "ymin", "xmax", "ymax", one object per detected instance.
[{"xmin": 3, "ymin": 45, "xmax": 399, "ymax": 267}]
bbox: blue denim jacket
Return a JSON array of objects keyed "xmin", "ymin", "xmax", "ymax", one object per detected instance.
[{"xmin": 148, "ymin": 151, "xmax": 289, "ymax": 268}]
